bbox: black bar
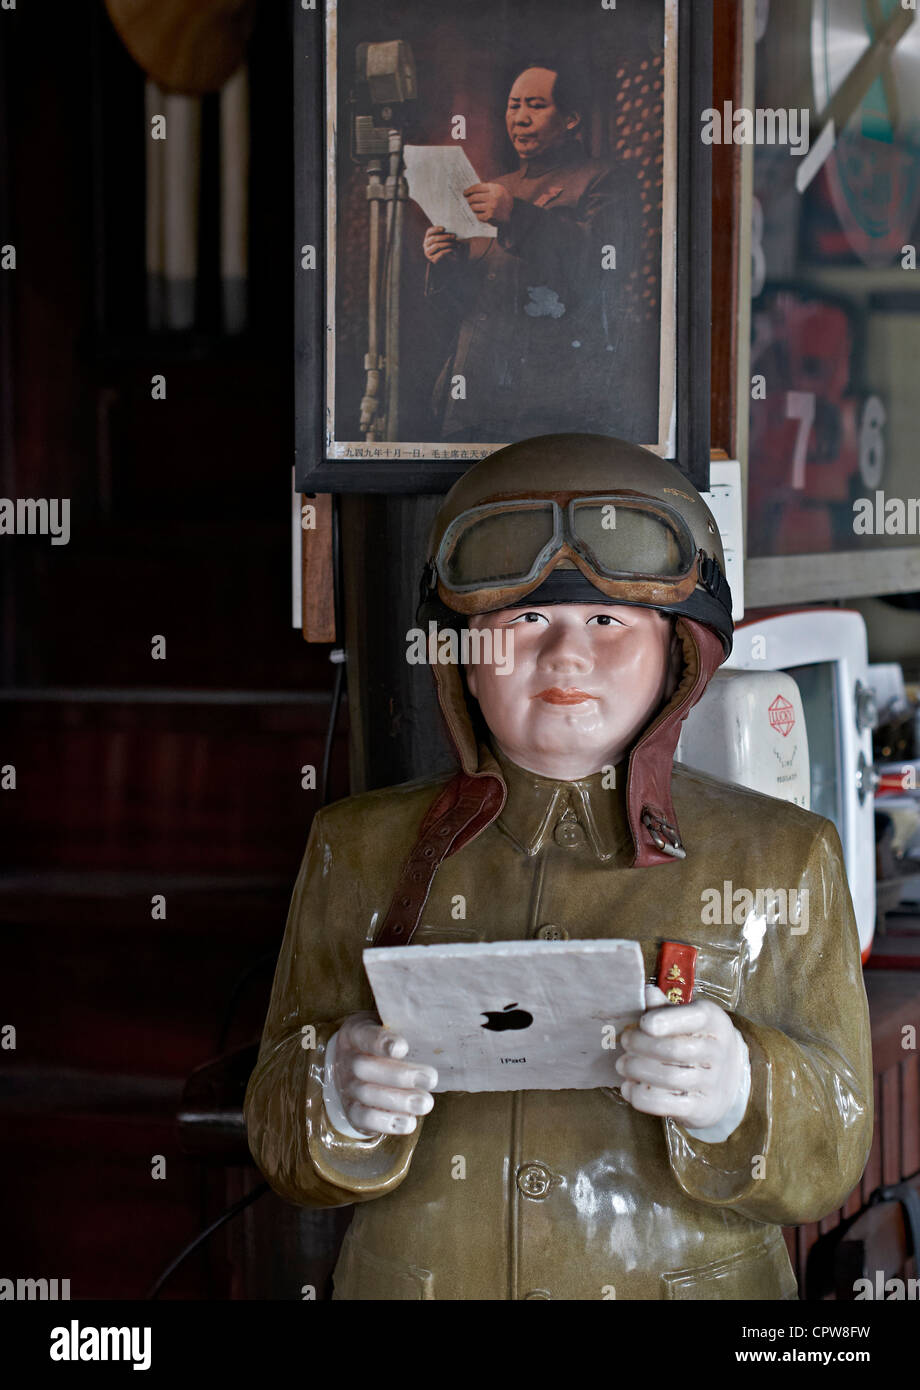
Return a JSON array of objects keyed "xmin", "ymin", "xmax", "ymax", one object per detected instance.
[{"xmin": 678, "ymin": 0, "xmax": 713, "ymax": 494}]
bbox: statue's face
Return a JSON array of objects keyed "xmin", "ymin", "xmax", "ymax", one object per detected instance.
[{"xmin": 465, "ymin": 602, "xmax": 681, "ymax": 780}]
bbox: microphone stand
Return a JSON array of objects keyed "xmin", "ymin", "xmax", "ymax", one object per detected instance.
[
  {"xmin": 383, "ymin": 126, "xmax": 408, "ymax": 442},
  {"xmin": 359, "ymin": 156, "xmax": 384, "ymax": 440},
  {"xmin": 359, "ymin": 125, "xmax": 407, "ymax": 442}
]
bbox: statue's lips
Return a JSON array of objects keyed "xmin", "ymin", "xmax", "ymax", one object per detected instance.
[{"xmin": 533, "ymin": 688, "xmax": 598, "ymax": 705}]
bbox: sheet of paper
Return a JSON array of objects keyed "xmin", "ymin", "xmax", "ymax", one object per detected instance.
[
  {"xmin": 403, "ymin": 145, "xmax": 497, "ymax": 240},
  {"xmin": 363, "ymin": 938, "xmax": 645, "ymax": 1092}
]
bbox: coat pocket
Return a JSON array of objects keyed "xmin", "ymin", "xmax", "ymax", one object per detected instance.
[
  {"xmin": 332, "ymin": 1231, "xmax": 435, "ymax": 1301},
  {"xmin": 692, "ymin": 940, "xmax": 744, "ymax": 1011},
  {"xmin": 660, "ymin": 1230, "xmax": 797, "ymax": 1300}
]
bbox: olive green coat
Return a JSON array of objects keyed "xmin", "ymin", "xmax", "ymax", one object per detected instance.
[{"xmin": 245, "ymin": 738, "xmax": 873, "ymax": 1300}]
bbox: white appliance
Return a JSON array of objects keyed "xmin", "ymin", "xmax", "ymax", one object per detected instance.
[
  {"xmin": 677, "ymin": 668, "xmax": 811, "ymax": 809},
  {"xmin": 679, "ymin": 609, "xmax": 876, "ymax": 959}
]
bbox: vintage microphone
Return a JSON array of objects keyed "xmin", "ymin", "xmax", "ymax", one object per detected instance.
[{"xmin": 350, "ymin": 40, "xmax": 417, "ymax": 442}]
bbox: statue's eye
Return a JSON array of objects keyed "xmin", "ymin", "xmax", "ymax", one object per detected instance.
[{"xmin": 588, "ymin": 614, "xmax": 616, "ymax": 626}]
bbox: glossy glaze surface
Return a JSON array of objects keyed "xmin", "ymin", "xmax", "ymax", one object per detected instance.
[{"xmin": 245, "ymin": 741, "xmax": 873, "ymax": 1299}]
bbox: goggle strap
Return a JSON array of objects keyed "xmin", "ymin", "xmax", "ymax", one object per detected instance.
[
  {"xmin": 419, "ymin": 558, "xmax": 437, "ymax": 610},
  {"xmin": 698, "ymin": 553, "xmax": 730, "ymax": 605}
]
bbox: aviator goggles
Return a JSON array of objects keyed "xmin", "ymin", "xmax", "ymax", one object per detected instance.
[{"xmin": 433, "ymin": 494, "xmax": 705, "ymax": 616}]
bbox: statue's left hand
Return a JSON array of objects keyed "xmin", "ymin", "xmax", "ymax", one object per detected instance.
[{"xmin": 616, "ymin": 985, "xmax": 749, "ymax": 1131}]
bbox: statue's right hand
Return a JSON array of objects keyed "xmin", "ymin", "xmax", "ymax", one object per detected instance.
[
  {"xmin": 327, "ymin": 1011, "xmax": 438, "ymax": 1137},
  {"xmin": 423, "ymin": 225, "xmax": 459, "ymax": 264}
]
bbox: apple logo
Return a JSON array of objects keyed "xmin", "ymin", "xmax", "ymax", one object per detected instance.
[{"xmin": 481, "ymin": 1003, "xmax": 534, "ymax": 1032}]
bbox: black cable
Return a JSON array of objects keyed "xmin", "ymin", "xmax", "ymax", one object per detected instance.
[
  {"xmin": 321, "ymin": 659, "xmax": 345, "ymax": 805},
  {"xmin": 321, "ymin": 494, "xmax": 347, "ymax": 806},
  {"xmin": 145, "ymin": 1181, "xmax": 270, "ymax": 1300}
]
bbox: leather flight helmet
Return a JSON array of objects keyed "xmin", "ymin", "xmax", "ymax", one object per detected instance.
[
  {"xmin": 419, "ymin": 432, "xmax": 733, "ymax": 656},
  {"xmin": 414, "ymin": 432, "xmax": 733, "ymax": 870}
]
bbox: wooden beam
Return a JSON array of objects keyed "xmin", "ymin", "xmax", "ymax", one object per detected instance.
[{"xmin": 301, "ymin": 492, "xmax": 336, "ymax": 643}]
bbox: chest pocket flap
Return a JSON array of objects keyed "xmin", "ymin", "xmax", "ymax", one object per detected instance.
[{"xmin": 691, "ymin": 940, "xmax": 744, "ymax": 1011}]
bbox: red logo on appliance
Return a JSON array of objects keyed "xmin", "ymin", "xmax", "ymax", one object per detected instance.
[{"xmin": 768, "ymin": 694, "xmax": 795, "ymax": 737}]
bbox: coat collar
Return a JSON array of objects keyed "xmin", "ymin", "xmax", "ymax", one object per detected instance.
[{"xmin": 486, "ymin": 741, "xmax": 631, "ymax": 862}]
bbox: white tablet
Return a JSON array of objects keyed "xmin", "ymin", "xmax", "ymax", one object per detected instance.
[{"xmin": 362, "ymin": 938, "xmax": 646, "ymax": 1093}]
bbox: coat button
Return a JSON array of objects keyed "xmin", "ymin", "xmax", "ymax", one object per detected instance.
[
  {"xmin": 536, "ymin": 924, "xmax": 569, "ymax": 941},
  {"xmin": 553, "ymin": 818, "xmax": 585, "ymax": 848},
  {"xmin": 524, "ymin": 1289, "xmax": 552, "ymax": 1299},
  {"xmin": 516, "ymin": 1162, "xmax": 555, "ymax": 1198}
]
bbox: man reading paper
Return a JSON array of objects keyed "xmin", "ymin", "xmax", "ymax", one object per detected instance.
[{"xmin": 421, "ymin": 63, "xmax": 651, "ymax": 442}]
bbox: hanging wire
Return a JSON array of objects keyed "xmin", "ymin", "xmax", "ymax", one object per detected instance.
[{"xmin": 145, "ymin": 1181, "xmax": 269, "ymax": 1300}]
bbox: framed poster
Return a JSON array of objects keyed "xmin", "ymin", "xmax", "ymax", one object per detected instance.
[{"xmin": 296, "ymin": 0, "xmax": 712, "ymax": 492}]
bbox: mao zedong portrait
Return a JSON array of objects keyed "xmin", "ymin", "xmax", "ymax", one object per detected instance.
[{"xmin": 422, "ymin": 63, "xmax": 650, "ymax": 443}]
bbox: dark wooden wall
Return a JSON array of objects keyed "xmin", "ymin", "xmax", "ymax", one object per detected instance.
[{"xmin": 0, "ymin": 2, "xmax": 347, "ymax": 1299}]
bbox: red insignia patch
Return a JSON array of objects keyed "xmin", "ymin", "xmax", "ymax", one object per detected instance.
[{"xmin": 655, "ymin": 941, "xmax": 697, "ymax": 1005}]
